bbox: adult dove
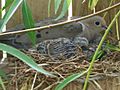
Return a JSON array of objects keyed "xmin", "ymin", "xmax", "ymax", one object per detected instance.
[{"xmin": 0, "ymin": 16, "xmax": 107, "ymax": 49}]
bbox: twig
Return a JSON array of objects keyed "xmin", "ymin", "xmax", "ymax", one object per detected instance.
[
  {"xmin": 31, "ymin": 72, "xmax": 37, "ymax": 90},
  {"xmin": 15, "ymin": 61, "xmax": 18, "ymax": 90},
  {"xmin": 92, "ymin": 80, "xmax": 103, "ymax": 90},
  {"xmin": 54, "ymin": 71, "xmax": 65, "ymax": 79},
  {"xmin": 43, "ymin": 82, "xmax": 59, "ymax": 90},
  {"xmin": 53, "ymin": 62, "xmax": 77, "ymax": 70},
  {"xmin": 34, "ymin": 80, "xmax": 45, "ymax": 90},
  {"xmin": 0, "ymin": 2, "xmax": 120, "ymax": 36},
  {"xmin": 116, "ymin": 18, "xmax": 120, "ymax": 47}
]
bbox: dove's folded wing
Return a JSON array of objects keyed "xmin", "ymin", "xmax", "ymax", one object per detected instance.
[
  {"xmin": 37, "ymin": 22, "xmax": 83, "ymax": 41},
  {"xmin": 0, "ymin": 16, "xmax": 107, "ymax": 49}
]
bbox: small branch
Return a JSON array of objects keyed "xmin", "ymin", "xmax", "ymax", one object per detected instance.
[
  {"xmin": 31, "ymin": 72, "xmax": 37, "ymax": 90},
  {"xmin": 34, "ymin": 80, "xmax": 45, "ymax": 90},
  {"xmin": 0, "ymin": 2, "xmax": 120, "ymax": 36}
]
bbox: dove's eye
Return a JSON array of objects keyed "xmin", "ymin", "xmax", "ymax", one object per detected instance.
[
  {"xmin": 95, "ymin": 21, "xmax": 100, "ymax": 26},
  {"xmin": 36, "ymin": 33, "xmax": 41, "ymax": 38},
  {"xmin": 45, "ymin": 31, "xmax": 49, "ymax": 34}
]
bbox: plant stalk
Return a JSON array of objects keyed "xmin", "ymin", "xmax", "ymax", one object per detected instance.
[{"xmin": 83, "ymin": 10, "xmax": 120, "ymax": 90}]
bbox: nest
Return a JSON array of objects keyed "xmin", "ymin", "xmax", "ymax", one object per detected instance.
[{"xmin": 3, "ymin": 46, "xmax": 120, "ymax": 90}]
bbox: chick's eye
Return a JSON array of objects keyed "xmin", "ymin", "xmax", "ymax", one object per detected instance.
[{"xmin": 95, "ymin": 21, "xmax": 100, "ymax": 25}]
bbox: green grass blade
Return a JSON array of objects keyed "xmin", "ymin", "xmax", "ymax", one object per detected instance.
[
  {"xmin": 0, "ymin": 77, "xmax": 6, "ymax": 90},
  {"xmin": 54, "ymin": 0, "xmax": 62, "ymax": 14},
  {"xmin": 55, "ymin": 71, "xmax": 87, "ymax": 90},
  {"xmin": 0, "ymin": 0, "xmax": 23, "ymax": 32},
  {"xmin": 22, "ymin": 0, "xmax": 36, "ymax": 45},
  {"xmin": 88, "ymin": 0, "xmax": 99, "ymax": 10},
  {"xmin": 96, "ymin": 50, "xmax": 106, "ymax": 59},
  {"xmin": 55, "ymin": 0, "xmax": 72, "ymax": 20},
  {"xmin": 90, "ymin": 50, "xmax": 106, "ymax": 60},
  {"xmin": 106, "ymin": 44, "xmax": 120, "ymax": 51},
  {"xmin": 0, "ymin": 43, "xmax": 54, "ymax": 77}
]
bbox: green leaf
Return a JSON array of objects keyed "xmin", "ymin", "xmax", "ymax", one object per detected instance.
[
  {"xmin": 88, "ymin": 0, "xmax": 99, "ymax": 10},
  {"xmin": 0, "ymin": 77, "xmax": 6, "ymax": 90},
  {"xmin": 106, "ymin": 44, "xmax": 120, "ymax": 51},
  {"xmin": 0, "ymin": 0, "xmax": 14, "ymax": 15},
  {"xmin": 22, "ymin": 0, "xmax": 36, "ymax": 45},
  {"xmin": 2, "ymin": 0, "xmax": 14, "ymax": 10},
  {"xmin": 0, "ymin": 0, "xmax": 13, "ymax": 15},
  {"xmin": 0, "ymin": 43, "xmax": 54, "ymax": 77},
  {"xmin": 0, "ymin": 0, "xmax": 23, "ymax": 32},
  {"xmin": 0, "ymin": 9, "xmax": 2, "ymax": 16},
  {"xmin": 96, "ymin": 50, "xmax": 106, "ymax": 59},
  {"xmin": 54, "ymin": 0, "xmax": 62, "ymax": 14},
  {"xmin": 55, "ymin": 71, "xmax": 87, "ymax": 90},
  {"xmin": 90, "ymin": 50, "xmax": 106, "ymax": 60},
  {"xmin": 0, "ymin": 20, "xmax": 4, "ymax": 27},
  {"xmin": 48, "ymin": 0, "xmax": 52, "ymax": 17},
  {"xmin": 55, "ymin": 0, "xmax": 72, "ymax": 20}
]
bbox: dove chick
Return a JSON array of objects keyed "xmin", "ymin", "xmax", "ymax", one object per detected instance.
[{"xmin": 36, "ymin": 38, "xmax": 80, "ymax": 60}]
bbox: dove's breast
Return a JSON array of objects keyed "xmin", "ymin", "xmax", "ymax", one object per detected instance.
[{"xmin": 78, "ymin": 25, "xmax": 98, "ymax": 41}]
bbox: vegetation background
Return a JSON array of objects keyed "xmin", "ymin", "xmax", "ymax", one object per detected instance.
[
  {"xmin": 7, "ymin": 0, "xmax": 120, "ymax": 35},
  {"xmin": 0, "ymin": 0, "xmax": 120, "ymax": 90}
]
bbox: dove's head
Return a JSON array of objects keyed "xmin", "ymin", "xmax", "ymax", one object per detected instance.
[
  {"xmin": 80, "ymin": 16, "xmax": 107, "ymax": 41},
  {"xmin": 82, "ymin": 16, "xmax": 107, "ymax": 32}
]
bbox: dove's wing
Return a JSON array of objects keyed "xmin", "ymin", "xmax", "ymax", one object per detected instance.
[
  {"xmin": 0, "ymin": 16, "xmax": 106, "ymax": 49},
  {"xmin": 0, "ymin": 20, "xmax": 83, "ymax": 48},
  {"xmin": 37, "ymin": 22, "xmax": 83, "ymax": 41},
  {"xmin": 0, "ymin": 33, "xmax": 32, "ymax": 49}
]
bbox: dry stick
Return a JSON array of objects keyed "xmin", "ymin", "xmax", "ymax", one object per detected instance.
[
  {"xmin": 15, "ymin": 61, "xmax": 18, "ymax": 90},
  {"xmin": 43, "ymin": 82, "xmax": 59, "ymax": 90},
  {"xmin": 34, "ymin": 80, "xmax": 45, "ymax": 90},
  {"xmin": 92, "ymin": 80, "xmax": 103, "ymax": 90},
  {"xmin": 116, "ymin": 19, "xmax": 120, "ymax": 47},
  {"xmin": 115, "ymin": 1, "xmax": 120, "ymax": 48},
  {"xmin": 0, "ymin": 2, "xmax": 120, "ymax": 36},
  {"xmin": 31, "ymin": 72, "xmax": 38, "ymax": 90}
]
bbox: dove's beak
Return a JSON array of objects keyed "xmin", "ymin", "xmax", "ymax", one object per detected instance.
[
  {"xmin": 102, "ymin": 25, "xmax": 107, "ymax": 30},
  {"xmin": 102, "ymin": 25, "xmax": 112, "ymax": 34}
]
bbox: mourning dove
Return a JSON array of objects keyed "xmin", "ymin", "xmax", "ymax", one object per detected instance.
[
  {"xmin": 0, "ymin": 16, "xmax": 107, "ymax": 49},
  {"xmin": 36, "ymin": 16, "xmax": 107, "ymax": 59},
  {"xmin": 37, "ymin": 16, "xmax": 107, "ymax": 41}
]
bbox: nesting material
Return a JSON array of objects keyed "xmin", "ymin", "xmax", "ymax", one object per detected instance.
[
  {"xmin": 1, "ymin": 15, "xmax": 119, "ymax": 89},
  {"xmin": 3, "ymin": 43, "xmax": 120, "ymax": 90}
]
